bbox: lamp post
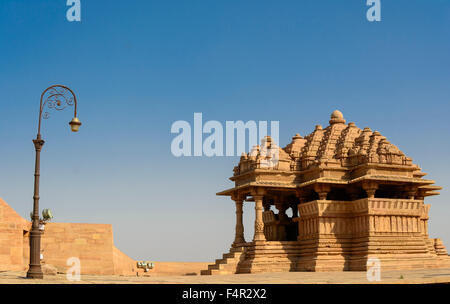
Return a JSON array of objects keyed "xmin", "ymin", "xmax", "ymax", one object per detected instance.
[{"xmin": 26, "ymin": 85, "xmax": 81, "ymax": 279}]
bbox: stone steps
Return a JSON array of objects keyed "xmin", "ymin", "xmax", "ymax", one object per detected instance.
[
  {"xmin": 434, "ymin": 239, "xmax": 449, "ymax": 256},
  {"xmin": 201, "ymin": 246, "xmax": 246, "ymax": 275}
]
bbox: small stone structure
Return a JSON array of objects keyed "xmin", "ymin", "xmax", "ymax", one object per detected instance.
[
  {"xmin": 0, "ymin": 198, "xmax": 138, "ymax": 275},
  {"xmin": 202, "ymin": 111, "xmax": 450, "ymax": 274}
]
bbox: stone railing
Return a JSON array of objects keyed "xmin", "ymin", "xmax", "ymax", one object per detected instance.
[
  {"xmin": 296, "ymin": 198, "xmax": 427, "ymax": 238},
  {"xmin": 353, "ymin": 198, "xmax": 423, "ymax": 216}
]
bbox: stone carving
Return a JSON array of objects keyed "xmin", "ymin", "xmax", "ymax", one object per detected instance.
[{"xmin": 203, "ymin": 111, "xmax": 450, "ymax": 275}]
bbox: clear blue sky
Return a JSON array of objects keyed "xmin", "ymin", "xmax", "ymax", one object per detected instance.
[{"xmin": 0, "ymin": 0, "xmax": 449, "ymax": 261}]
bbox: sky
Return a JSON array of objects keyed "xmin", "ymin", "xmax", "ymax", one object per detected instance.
[{"xmin": 0, "ymin": 0, "xmax": 449, "ymax": 262}]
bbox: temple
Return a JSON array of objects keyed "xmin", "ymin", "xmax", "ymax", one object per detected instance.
[{"xmin": 202, "ymin": 110, "xmax": 450, "ymax": 274}]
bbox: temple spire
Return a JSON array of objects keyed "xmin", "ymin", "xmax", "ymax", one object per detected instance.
[{"xmin": 329, "ymin": 110, "xmax": 346, "ymax": 125}]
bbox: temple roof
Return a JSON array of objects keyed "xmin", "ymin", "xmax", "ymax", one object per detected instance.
[
  {"xmin": 237, "ymin": 110, "xmax": 419, "ymax": 171},
  {"xmin": 219, "ymin": 111, "xmax": 441, "ymax": 197},
  {"xmin": 284, "ymin": 112, "xmax": 412, "ymax": 169}
]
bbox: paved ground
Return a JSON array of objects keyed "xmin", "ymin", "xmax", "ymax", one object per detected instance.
[{"xmin": 1, "ymin": 268, "xmax": 450, "ymax": 284}]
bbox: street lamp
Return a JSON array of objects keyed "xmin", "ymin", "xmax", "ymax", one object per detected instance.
[{"xmin": 26, "ymin": 85, "xmax": 81, "ymax": 279}]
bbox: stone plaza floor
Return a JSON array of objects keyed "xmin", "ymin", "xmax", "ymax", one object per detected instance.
[{"xmin": 1, "ymin": 268, "xmax": 450, "ymax": 284}]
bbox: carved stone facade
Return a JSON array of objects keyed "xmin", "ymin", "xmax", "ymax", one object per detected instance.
[{"xmin": 202, "ymin": 111, "xmax": 450, "ymax": 275}]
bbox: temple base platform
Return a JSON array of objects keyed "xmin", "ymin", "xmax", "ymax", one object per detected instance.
[{"xmin": 201, "ymin": 238, "xmax": 450, "ymax": 275}]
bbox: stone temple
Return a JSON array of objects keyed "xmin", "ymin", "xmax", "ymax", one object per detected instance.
[{"xmin": 202, "ymin": 110, "xmax": 450, "ymax": 274}]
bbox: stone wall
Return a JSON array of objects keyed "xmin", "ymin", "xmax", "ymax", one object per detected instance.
[
  {"xmin": 294, "ymin": 198, "xmax": 450, "ymax": 271},
  {"xmin": 113, "ymin": 246, "xmax": 138, "ymax": 276},
  {"xmin": 0, "ymin": 198, "xmax": 28, "ymax": 271},
  {"xmin": 0, "ymin": 198, "xmax": 137, "ymax": 275}
]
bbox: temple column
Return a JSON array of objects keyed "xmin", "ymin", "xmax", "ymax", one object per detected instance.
[
  {"xmin": 362, "ymin": 181, "xmax": 378, "ymax": 198},
  {"xmin": 232, "ymin": 196, "xmax": 245, "ymax": 245},
  {"xmin": 405, "ymin": 186, "xmax": 417, "ymax": 200},
  {"xmin": 275, "ymin": 198, "xmax": 288, "ymax": 240},
  {"xmin": 416, "ymin": 189, "xmax": 426, "ymax": 201},
  {"xmin": 318, "ymin": 192, "xmax": 327, "ymax": 200},
  {"xmin": 296, "ymin": 191, "xmax": 308, "ymax": 205},
  {"xmin": 253, "ymin": 195, "xmax": 266, "ymax": 242},
  {"xmin": 314, "ymin": 184, "xmax": 330, "ymax": 200},
  {"xmin": 275, "ymin": 201, "xmax": 287, "ymax": 220},
  {"xmin": 263, "ymin": 200, "xmax": 271, "ymax": 212}
]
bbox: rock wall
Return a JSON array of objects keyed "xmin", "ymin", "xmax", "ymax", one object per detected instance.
[
  {"xmin": 0, "ymin": 198, "xmax": 137, "ymax": 275},
  {"xmin": 0, "ymin": 198, "xmax": 28, "ymax": 271}
]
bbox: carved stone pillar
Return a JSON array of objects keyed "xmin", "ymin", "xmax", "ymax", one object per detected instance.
[
  {"xmin": 416, "ymin": 189, "xmax": 426, "ymax": 201},
  {"xmin": 366, "ymin": 189, "xmax": 376, "ymax": 198},
  {"xmin": 405, "ymin": 186, "xmax": 417, "ymax": 200},
  {"xmin": 407, "ymin": 192, "xmax": 416, "ymax": 200},
  {"xmin": 362, "ymin": 181, "xmax": 378, "ymax": 199},
  {"xmin": 275, "ymin": 201, "xmax": 287, "ymax": 220},
  {"xmin": 253, "ymin": 195, "xmax": 266, "ymax": 242},
  {"xmin": 314, "ymin": 184, "xmax": 330, "ymax": 201},
  {"xmin": 275, "ymin": 198, "xmax": 288, "ymax": 241},
  {"xmin": 318, "ymin": 191, "xmax": 328, "ymax": 200},
  {"xmin": 233, "ymin": 197, "xmax": 245, "ymax": 245},
  {"xmin": 296, "ymin": 189, "xmax": 309, "ymax": 204}
]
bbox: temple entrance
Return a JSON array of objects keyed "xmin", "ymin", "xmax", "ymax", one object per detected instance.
[{"xmin": 262, "ymin": 193, "xmax": 299, "ymax": 241}]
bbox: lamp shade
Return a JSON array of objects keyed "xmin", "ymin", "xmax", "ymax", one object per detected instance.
[{"xmin": 69, "ymin": 117, "xmax": 82, "ymax": 132}]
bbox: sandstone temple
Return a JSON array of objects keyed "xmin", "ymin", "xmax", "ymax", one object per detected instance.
[{"xmin": 202, "ymin": 110, "xmax": 450, "ymax": 274}]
